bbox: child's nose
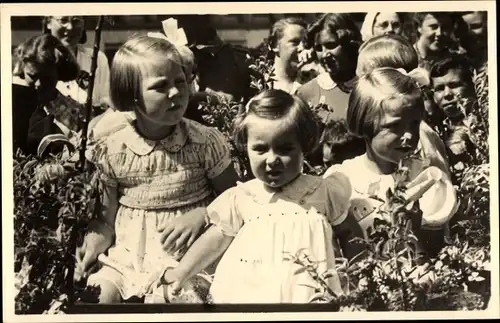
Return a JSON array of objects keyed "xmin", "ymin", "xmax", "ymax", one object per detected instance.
[{"xmin": 266, "ymin": 153, "xmax": 280, "ymax": 166}]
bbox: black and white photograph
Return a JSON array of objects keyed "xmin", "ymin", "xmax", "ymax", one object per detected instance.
[{"xmin": 2, "ymin": 1, "xmax": 498, "ymax": 321}]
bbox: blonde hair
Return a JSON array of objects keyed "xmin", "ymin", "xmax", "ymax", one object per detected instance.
[
  {"xmin": 109, "ymin": 35, "xmax": 184, "ymax": 112},
  {"xmin": 348, "ymin": 68, "xmax": 424, "ymax": 139},
  {"xmin": 356, "ymin": 34, "xmax": 418, "ymax": 77}
]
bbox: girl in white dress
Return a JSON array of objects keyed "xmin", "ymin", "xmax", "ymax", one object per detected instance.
[
  {"xmin": 149, "ymin": 89, "xmax": 362, "ymax": 303},
  {"xmin": 323, "ymin": 68, "xmax": 458, "ymax": 257}
]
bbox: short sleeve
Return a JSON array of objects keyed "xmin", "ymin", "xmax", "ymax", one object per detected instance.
[
  {"xmin": 206, "ymin": 187, "xmax": 243, "ymax": 236},
  {"xmin": 323, "ymin": 171, "xmax": 352, "ymax": 226},
  {"xmin": 86, "ymin": 142, "xmax": 118, "ymax": 187},
  {"xmin": 204, "ymin": 127, "xmax": 232, "ymax": 179}
]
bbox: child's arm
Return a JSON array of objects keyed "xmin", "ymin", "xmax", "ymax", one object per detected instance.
[
  {"xmin": 159, "ymin": 127, "xmax": 239, "ymax": 254},
  {"xmin": 74, "ymin": 182, "xmax": 118, "ymax": 281},
  {"xmin": 324, "ymin": 170, "xmax": 366, "ymax": 260},
  {"xmin": 333, "ymin": 212, "xmax": 365, "ymax": 260},
  {"xmin": 160, "ymin": 225, "xmax": 234, "ymax": 294}
]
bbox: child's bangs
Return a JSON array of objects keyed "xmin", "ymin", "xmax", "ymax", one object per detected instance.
[{"xmin": 140, "ymin": 53, "xmax": 182, "ymax": 76}]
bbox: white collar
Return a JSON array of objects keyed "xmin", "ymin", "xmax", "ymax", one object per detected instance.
[{"xmin": 316, "ymin": 73, "xmax": 338, "ymax": 90}]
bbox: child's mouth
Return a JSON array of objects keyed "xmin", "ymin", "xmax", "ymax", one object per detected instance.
[{"xmin": 266, "ymin": 170, "xmax": 282, "ymax": 179}]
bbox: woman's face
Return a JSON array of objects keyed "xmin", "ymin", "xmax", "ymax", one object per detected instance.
[
  {"xmin": 315, "ymin": 28, "xmax": 357, "ymax": 82},
  {"xmin": 372, "ymin": 13, "xmax": 403, "ymax": 37},
  {"xmin": 417, "ymin": 14, "xmax": 453, "ymax": 52},
  {"xmin": 46, "ymin": 16, "xmax": 85, "ymax": 49},
  {"xmin": 274, "ymin": 23, "xmax": 307, "ymax": 74}
]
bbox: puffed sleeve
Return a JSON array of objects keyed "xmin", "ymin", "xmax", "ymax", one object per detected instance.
[
  {"xmin": 206, "ymin": 187, "xmax": 244, "ymax": 236},
  {"xmin": 323, "ymin": 171, "xmax": 352, "ymax": 226},
  {"xmin": 86, "ymin": 141, "xmax": 119, "ymax": 187},
  {"xmin": 204, "ymin": 127, "xmax": 232, "ymax": 179}
]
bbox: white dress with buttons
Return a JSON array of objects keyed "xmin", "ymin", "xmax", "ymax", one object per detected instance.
[{"xmin": 206, "ymin": 173, "xmax": 351, "ymax": 303}]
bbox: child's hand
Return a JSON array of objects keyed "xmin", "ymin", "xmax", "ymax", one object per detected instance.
[
  {"xmin": 158, "ymin": 208, "xmax": 208, "ymax": 254},
  {"xmin": 74, "ymin": 220, "xmax": 114, "ymax": 282},
  {"xmin": 146, "ymin": 267, "xmax": 183, "ymax": 297}
]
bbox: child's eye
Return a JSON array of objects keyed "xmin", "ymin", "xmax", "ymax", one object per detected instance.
[
  {"xmin": 434, "ymin": 85, "xmax": 445, "ymax": 93},
  {"xmin": 251, "ymin": 144, "xmax": 267, "ymax": 153},
  {"xmin": 277, "ymin": 145, "xmax": 295, "ymax": 153}
]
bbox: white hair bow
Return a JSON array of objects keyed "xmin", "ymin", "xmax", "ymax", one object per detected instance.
[
  {"xmin": 396, "ymin": 67, "xmax": 431, "ymax": 87},
  {"xmin": 147, "ymin": 18, "xmax": 188, "ymax": 46}
]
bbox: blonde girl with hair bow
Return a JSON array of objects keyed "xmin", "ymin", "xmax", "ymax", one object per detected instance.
[{"xmin": 75, "ymin": 27, "xmax": 239, "ymax": 303}]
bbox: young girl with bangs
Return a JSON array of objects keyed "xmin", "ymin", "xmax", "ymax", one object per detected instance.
[{"xmin": 75, "ymin": 34, "xmax": 239, "ymax": 303}]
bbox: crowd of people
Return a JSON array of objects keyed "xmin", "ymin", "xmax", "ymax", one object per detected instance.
[{"xmin": 11, "ymin": 11, "xmax": 488, "ymax": 304}]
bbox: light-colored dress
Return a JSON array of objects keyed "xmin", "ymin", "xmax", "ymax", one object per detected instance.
[
  {"xmin": 206, "ymin": 173, "xmax": 351, "ymax": 303},
  {"xmin": 86, "ymin": 118, "xmax": 232, "ymax": 300},
  {"xmin": 323, "ymin": 121, "xmax": 457, "ymax": 238}
]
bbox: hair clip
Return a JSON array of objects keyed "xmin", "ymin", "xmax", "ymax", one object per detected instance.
[
  {"xmin": 396, "ymin": 67, "xmax": 430, "ymax": 87},
  {"xmin": 147, "ymin": 18, "xmax": 188, "ymax": 47}
]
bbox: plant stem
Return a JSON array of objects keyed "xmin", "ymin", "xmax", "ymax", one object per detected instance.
[{"xmin": 78, "ymin": 16, "xmax": 104, "ymax": 172}]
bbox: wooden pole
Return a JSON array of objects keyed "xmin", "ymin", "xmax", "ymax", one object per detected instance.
[{"xmin": 78, "ymin": 16, "xmax": 104, "ymax": 172}]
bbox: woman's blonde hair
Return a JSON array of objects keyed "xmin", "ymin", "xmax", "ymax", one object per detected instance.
[
  {"xmin": 109, "ymin": 35, "xmax": 184, "ymax": 112},
  {"xmin": 348, "ymin": 68, "xmax": 424, "ymax": 139}
]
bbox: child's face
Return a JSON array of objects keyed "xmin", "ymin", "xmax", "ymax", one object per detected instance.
[
  {"xmin": 417, "ymin": 14, "xmax": 453, "ymax": 52},
  {"xmin": 432, "ymin": 68, "xmax": 470, "ymax": 119},
  {"xmin": 139, "ymin": 58, "xmax": 190, "ymax": 126},
  {"xmin": 246, "ymin": 116, "xmax": 304, "ymax": 189},
  {"xmin": 274, "ymin": 24, "xmax": 306, "ymax": 72},
  {"xmin": 46, "ymin": 16, "xmax": 85, "ymax": 49},
  {"xmin": 369, "ymin": 98, "xmax": 423, "ymax": 165},
  {"xmin": 373, "ymin": 13, "xmax": 403, "ymax": 37}
]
